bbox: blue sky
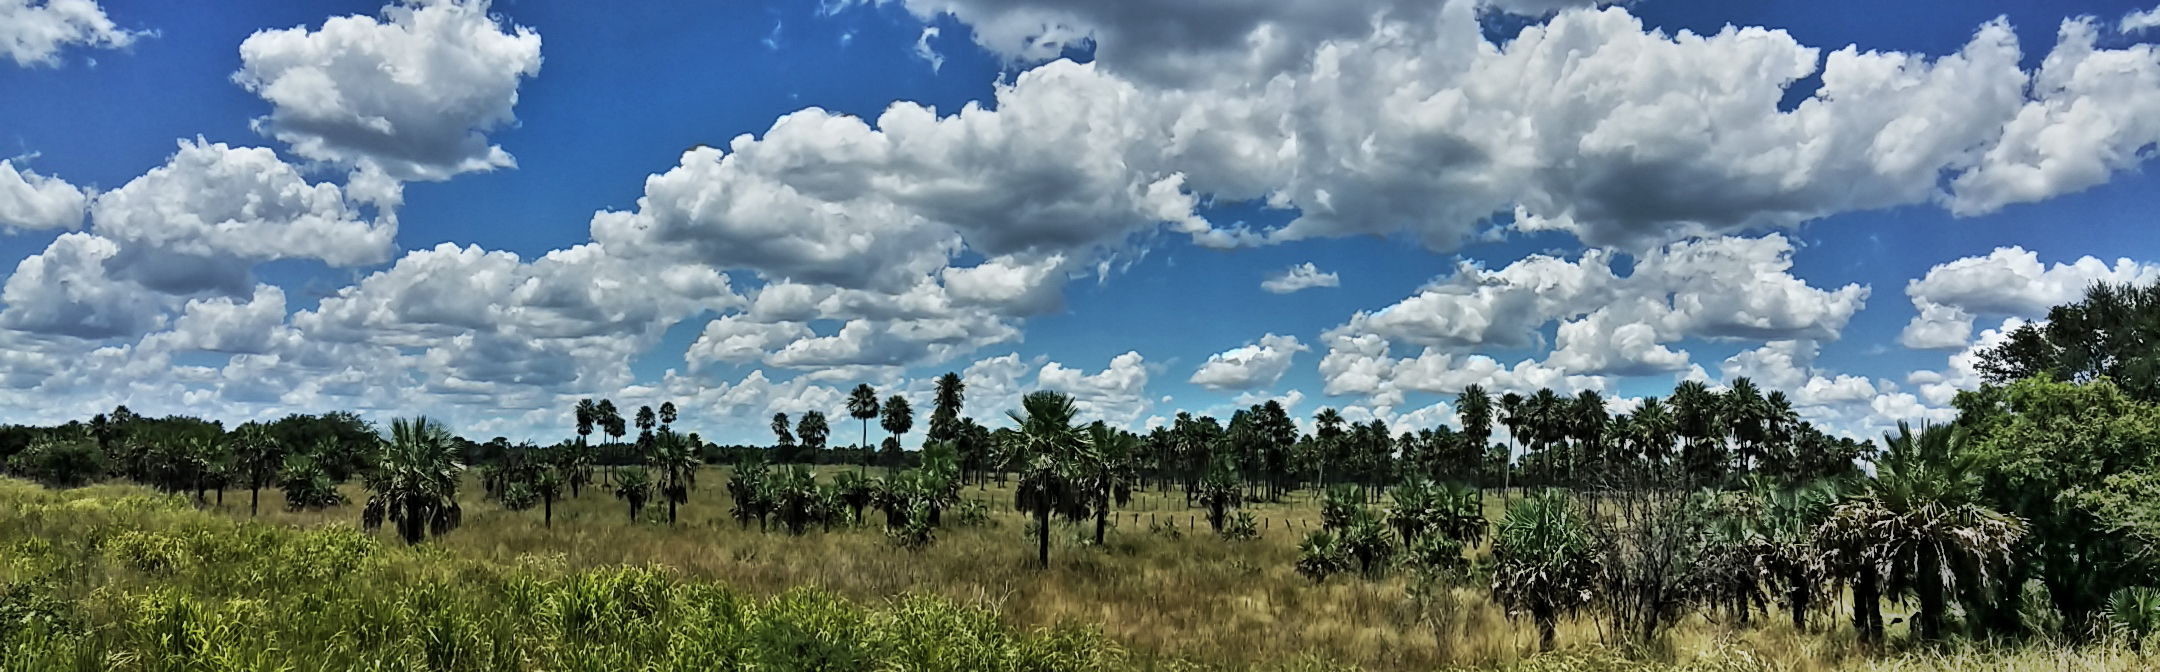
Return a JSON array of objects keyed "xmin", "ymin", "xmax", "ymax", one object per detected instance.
[{"xmin": 1, "ymin": 0, "xmax": 2158, "ymax": 445}]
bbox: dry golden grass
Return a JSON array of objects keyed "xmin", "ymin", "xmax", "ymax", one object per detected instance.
[{"xmin": 180, "ymin": 468, "xmax": 2152, "ymax": 671}]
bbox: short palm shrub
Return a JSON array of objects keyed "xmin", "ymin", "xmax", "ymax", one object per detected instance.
[
  {"xmin": 1221, "ymin": 510, "xmax": 1259, "ymax": 541},
  {"xmin": 278, "ymin": 454, "xmax": 346, "ymax": 511}
]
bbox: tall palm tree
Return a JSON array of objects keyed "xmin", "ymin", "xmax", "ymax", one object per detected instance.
[
  {"xmin": 1761, "ymin": 391, "xmax": 1799, "ymax": 477},
  {"xmin": 847, "ymin": 384, "xmax": 881, "ymax": 475},
  {"xmin": 1671, "ymin": 380, "xmax": 1720, "ymax": 487},
  {"xmin": 1572, "ymin": 390, "xmax": 1607, "ymax": 489},
  {"xmin": 1315, "ymin": 407, "xmax": 1344, "ymax": 489},
  {"xmin": 362, "ymin": 417, "xmax": 465, "ymax": 545},
  {"xmin": 1527, "ymin": 389, "xmax": 1566, "ymax": 488},
  {"xmin": 796, "ymin": 411, "xmax": 829, "ymax": 461},
  {"xmin": 231, "ymin": 422, "xmax": 283, "ymax": 517},
  {"xmin": 635, "ymin": 405, "xmax": 657, "ymax": 443},
  {"xmin": 570, "ymin": 398, "xmax": 598, "ymax": 497},
  {"xmin": 596, "ymin": 399, "xmax": 624, "ymax": 485},
  {"xmin": 653, "ymin": 430, "xmax": 699, "ymax": 525},
  {"xmin": 770, "ymin": 411, "xmax": 795, "ymax": 459},
  {"xmin": 1724, "ymin": 377, "xmax": 1767, "ymax": 475},
  {"xmin": 930, "ymin": 371, "xmax": 965, "ymax": 439},
  {"xmin": 1006, "ymin": 391, "xmax": 1086, "ymax": 568},
  {"xmin": 1082, "ymin": 421, "xmax": 1137, "ymax": 545},
  {"xmin": 658, "ymin": 401, "xmax": 678, "ymax": 432},
  {"xmin": 1632, "ymin": 397, "xmax": 1676, "ymax": 470},
  {"xmin": 881, "ymin": 394, "xmax": 914, "ymax": 475},
  {"xmin": 1457, "ymin": 385, "xmax": 1493, "ymax": 489},
  {"xmin": 1500, "ymin": 392, "xmax": 1525, "ymax": 502}
]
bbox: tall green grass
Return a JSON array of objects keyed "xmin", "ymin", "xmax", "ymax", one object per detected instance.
[
  {"xmin": 0, "ymin": 480, "xmax": 1124, "ymax": 671},
  {"xmin": 5, "ymin": 477, "xmax": 2156, "ymax": 671}
]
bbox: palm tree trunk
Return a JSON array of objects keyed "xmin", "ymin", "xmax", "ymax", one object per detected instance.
[
  {"xmin": 668, "ymin": 498, "xmax": 678, "ymax": 526},
  {"xmin": 1535, "ymin": 607, "xmax": 1557, "ymax": 651},
  {"xmin": 544, "ymin": 494, "xmax": 553, "ymax": 528},
  {"xmin": 1036, "ymin": 505, "xmax": 1051, "ymax": 568},
  {"xmin": 250, "ymin": 486, "xmax": 260, "ymax": 517},
  {"xmin": 1094, "ymin": 497, "xmax": 1108, "ymax": 546},
  {"xmin": 1855, "ymin": 568, "xmax": 1883, "ymax": 646},
  {"xmin": 1918, "ymin": 546, "xmax": 1946, "ymax": 640}
]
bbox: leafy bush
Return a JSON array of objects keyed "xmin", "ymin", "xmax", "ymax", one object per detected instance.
[
  {"xmin": 6, "ymin": 437, "xmax": 105, "ymax": 489},
  {"xmin": 499, "ymin": 480, "xmax": 539, "ymax": 511},
  {"xmin": 888, "ymin": 501, "xmax": 938, "ymax": 550}
]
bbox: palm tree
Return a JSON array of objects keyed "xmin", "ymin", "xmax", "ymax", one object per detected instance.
[
  {"xmin": 1871, "ymin": 423, "xmax": 2026, "ymax": 641},
  {"xmin": 1572, "ymin": 390, "xmax": 1607, "ymax": 489},
  {"xmin": 881, "ymin": 394, "xmax": 914, "ymax": 474},
  {"xmin": 1527, "ymin": 388, "xmax": 1566, "ymax": 488},
  {"xmin": 658, "ymin": 401, "xmax": 678, "ymax": 432},
  {"xmin": 361, "ymin": 417, "xmax": 464, "ymax": 545},
  {"xmin": 848, "ymin": 384, "xmax": 881, "ymax": 475},
  {"xmin": 1671, "ymin": 380, "xmax": 1722, "ymax": 487},
  {"xmin": 1457, "ymin": 385, "xmax": 1493, "ymax": 489},
  {"xmin": 653, "ymin": 430, "xmax": 699, "ymax": 525},
  {"xmin": 1500, "ymin": 392, "xmax": 1525, "ymax": 501},
  {"xmin": 635, "ymin": 405, "xmax": 657, "ymax": 443},
  {"xmin": 597, "ymin": 399, "xmax": 624, "ymax": 484},
  {"xmin": 796, "ymin": 411, "xmax": 829, "ymax": 462},
  {"xmin": 1006, "ymin": 390, "xmax": 1086, "ymax": 568},
  {"xmin": 770, "ymin": 412, "xmax": 795, "ymax": 459},
  {"xmin": 231, "ymin": 422, "xmax": 283, "ymax": 517},
  {"xmin": 1491, "ymin": 491, "xmax": 1599, "ymax": 651},
  {"xmin": 1758, "ymin": 480, "xmax": 1838, "ymax": 632},
  {"xmin": 1315, "ymin": 407, "xmax": 1344, "ymax": 489},
  {"xmin": 1762, "ymin": 391, "xmax": 1799, "ymax": 477},
  {"xmin": 613, "ymin": 467, "xmax": 654, "ymax": 523},
  {"xmin": 1722, "ymin": 377, "xmax": 1767, "ymax": 474},
  {"xmin": 929, "ymin": 372, "xmax": 965, "ymax": 436},
  {"xmin": 1082, "ymin": 422, "xmax": 1137, "ymax": 545},
  {"xmin": 1820, "ymin": 423, "xmax": 2026, "ymax": 643},
  {"xmin": 1632, "ymin": 397, "xmax": 1676, "ymax": 472}
]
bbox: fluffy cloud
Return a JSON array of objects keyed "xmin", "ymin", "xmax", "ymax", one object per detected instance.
[
  {"xmin": 1336, "ymin": 234, "xmax": 1861, "ymax": 370},
  {"xmin": 849, "ymin": 5, "xmax": 2160, "ymax": 252},
  {"xmin": 2128, "ymin": 5, "xmax": 2160, "ymax": 34},
  {"xmin": 1898, "ymin": 246, "xmax": 2160, "ymax": 349},
  {"xmin": 590, "ymin": 62, "xmax": 1198, "ymax": 292},
  {"xmin": 1945, "ymin": 20, "xmax": 2160, "ymax": 215},
  {"xmin": 1190, "ymin": 333, "xmax": 1306, "ymax": 390},
  {"xmin": 0, "ymin": 0, "xmax": 143, "ymax": 67},
  {"xmin": 1, "ymin": 138, "xmax": 400, "ymax": 339},
  {"xmin": 1039, "ymin": 351, "xmax": 1151, "ymax": 426},
  {"xmin": 0, "ymin": 160, "xmax": 88, "ymax": 231},
  {"xmin": 0, "ymin": 232, "xmax": 164, "ymax": 339},
  {"xmin": 1260, "ymin": 262, "xmax": 1339, "ymax": 294},
  {"xmin": 233, "ymin": 0, "xmax": 542, "ymax": 181},
  {"xmin": 91, "ymin": 139, "xmax": 396, "ymax": 273},
  {"xmin": 1316, "ymin": 233, "xmax": 1863, "ymax": 410},
  {"xmin": 153, "ymin": 285, "xmax": 290, "ymax": 355}
]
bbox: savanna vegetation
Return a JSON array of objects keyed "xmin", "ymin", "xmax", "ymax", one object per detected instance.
[{"xmin": 6, "ymin": 282, "xmax": 2160, "ymax": 670}]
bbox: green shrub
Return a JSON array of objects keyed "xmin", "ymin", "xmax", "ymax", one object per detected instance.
[{"xmin": 6, "ymin": 437, "xmax": 106, "ymax": 489}]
